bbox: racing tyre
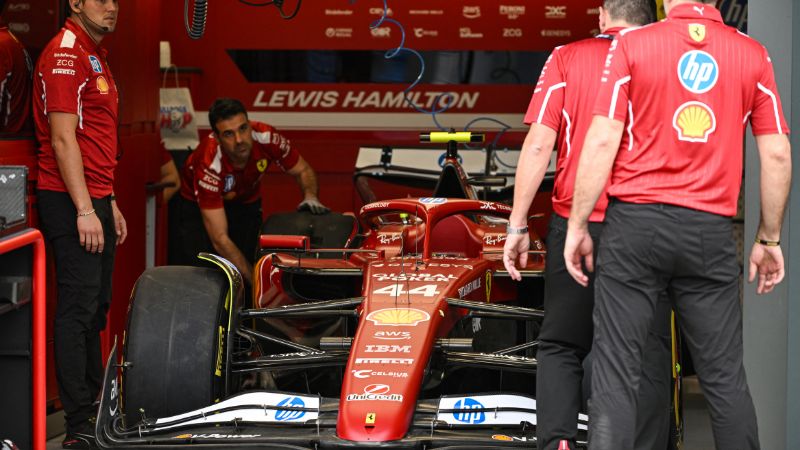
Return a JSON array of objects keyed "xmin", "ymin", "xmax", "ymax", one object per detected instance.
[{"xmin": 123, "ymin": 266, "xmax": 230, "ymax": 423}]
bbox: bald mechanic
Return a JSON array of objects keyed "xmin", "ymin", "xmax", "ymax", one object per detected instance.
[
  {"xmin": 565, "ymin": 0, "xmax": 791, "ymax": 448},
  {"xmin": 503, "ymin": 2, "xmax": 671, "ymax": 449},
  {"xmin": 173, "ymin": 98, "xmax": 328, "ymax": 284}
]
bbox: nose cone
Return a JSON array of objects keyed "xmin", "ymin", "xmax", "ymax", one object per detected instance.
[{"xmin": 336, "ymin": 305, "xmax": 440, "ymax": 442}]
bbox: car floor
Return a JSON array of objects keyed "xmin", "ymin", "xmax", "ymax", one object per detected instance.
[{"xmin": 45, "ymin": 377, "xmax": 715, "ymax": 450}]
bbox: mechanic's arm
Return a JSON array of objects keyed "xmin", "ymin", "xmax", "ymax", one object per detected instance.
[
  {"xmin": 503, "ymin": 124, "xmax": 557, "ymax": 280},
  {"xmin": 564, "ymin": 115, "xmax": 624, "ymax": 286},
  {"xmin": 160, "ymin": 158, "xmax": 181, "ymax": 203},
  {"xmin": 200, "ymin": 206, "xmax": 254, "ymax": 285},
  {"xmin": 748, "ymin": 133, "xmax": 792, "ymax": 294},
  {"xmin": 49, "ymin": 112, "xmax": 105, "ymax": 254},
  {"xmin": 287, "ymin": 156, "xmax": 329, "ymax": 214}
]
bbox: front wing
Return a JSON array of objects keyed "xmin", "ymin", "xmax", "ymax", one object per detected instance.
[{"xmin": 96, "ymin": 345, "xmax": 587, "ymax": 449}]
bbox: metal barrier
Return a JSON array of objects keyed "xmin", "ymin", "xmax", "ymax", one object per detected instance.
[{"xmin": 0, "ymin": 228, "xmax": 46, "ymax": 450}]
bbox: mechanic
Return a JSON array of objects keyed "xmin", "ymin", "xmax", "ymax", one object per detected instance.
[
  {"xmin": 503, "ymin": 2, "xmax": 671, "ymax": 449},
  {"xmin": 0, "ymin": 0, "xmax": 32, "ymax": 134},
  {"xmin": 33, "ymin": 0, "xmax": 125, "ymax": 448},
  {"xmin": 564, "ymin": 0, "xmax": 792, "ymax": 448},
  {"xmin": 172, "ymin": 97, "xmax": 328, "ymax": 284}
]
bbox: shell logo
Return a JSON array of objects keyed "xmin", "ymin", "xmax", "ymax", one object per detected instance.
[
  {"xmin": 96, "ymin": 75, "xmax": 109, "ymax": 94},
  {"xmin": 492, "ymin": 434, "xmax": 513, "ymax": 442},
  {"xmin": 672, "ymin": 101, "xmax": 716, "ymax": 143},
  {"xmin": 366, "ymin": 308, "xmax": 430, "ymax": 326}
]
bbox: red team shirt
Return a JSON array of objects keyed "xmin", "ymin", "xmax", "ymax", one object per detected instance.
[
  {"xmin": 180, "ymin": 121, "xmax": 300, "ymax": 209},
  {"xmin": 0, "ymin": 26, "xmax": 32, "ymax": 134},
  {"xmin": 524, "ymin": 28, "xmax": 627, "ymax": 222},
  {"xmin": 594, "ymin": 4, "xmax": 789, "ymax": 217},
  {"xmin": 34, "ymin": 20, "xmax": 119, "ymax": 198}
]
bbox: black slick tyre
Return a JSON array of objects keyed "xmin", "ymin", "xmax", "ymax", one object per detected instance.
[{"xmin": 122, "ymin": 266, "xmax": 229, "ymax": 423}]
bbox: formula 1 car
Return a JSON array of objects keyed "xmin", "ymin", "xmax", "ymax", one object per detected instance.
[{"xmin": 94, "ymin": 132, "xmax": 669, "ymax": 449}]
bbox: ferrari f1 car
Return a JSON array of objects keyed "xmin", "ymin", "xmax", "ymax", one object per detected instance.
[{"xmin": 95, "ymin": 132, "xmax": 678, "ymax": 449}]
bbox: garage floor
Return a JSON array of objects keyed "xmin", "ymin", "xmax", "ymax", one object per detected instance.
[{"xmin": 45, "ymin": 379, "xmax": 715, "ymax": 450}]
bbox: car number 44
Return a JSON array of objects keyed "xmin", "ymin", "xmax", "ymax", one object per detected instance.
[{"xmin": 373, "ymin": 284, "xmax": 440, "ymax": 297}]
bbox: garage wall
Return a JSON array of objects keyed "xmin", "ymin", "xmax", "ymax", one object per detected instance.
[{"xmin": 744, "ymin": 1, "xmax": 799, "ymax": 449}]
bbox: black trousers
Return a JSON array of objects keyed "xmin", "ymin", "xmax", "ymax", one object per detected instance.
[
  {"xmin": 536, "ymin": 214, "xmax": 672, "ymax": 450},
  {"xmin": 589, "ymin": 201, "xmax": 758, "ymax": 450},
  {"xmin": 37, "ymin": 190, "xmax": 117, "ymax": 431},
  {"xmin": 169, "ymin": 196, "xmax": 262, "ymax": 266}
]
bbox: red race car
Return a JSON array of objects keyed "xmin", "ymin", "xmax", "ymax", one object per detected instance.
[{"xmin": 95, "ymin": 132, "xmax": 676, "ymax": 449}]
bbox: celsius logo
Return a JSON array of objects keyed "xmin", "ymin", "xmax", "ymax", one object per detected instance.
[
  {"xmin": 275, "ymin": 396, "xmax": 306, "ymax": 421},
  {"xmin": 678, "ymin": 50, "xmax": 718, "ymax": 94},
  {"xmin": 453, "ymin": 398, "xmax": 486, "ymax": 424}
]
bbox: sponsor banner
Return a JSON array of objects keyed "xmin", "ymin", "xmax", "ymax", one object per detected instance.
[
  {"xmin": 364, "ymin": 344, "xmax": 411, "ymax": 353},
  {"xmin": 366, "ymin": 307, "xmax": 431, "ymax": 325},
  {"xmin": 458, "ymin": 277, "xmax": 482, "ymax": 298},
  {"xmin": 374, "ymin": 330, "xmax": 411, "ymax": 340},
  {"xmin": 438, "ymin": 395, "xmax": 537, "ymax": 426},
  {"xmin": 352, "ymin": 369, "xmax": 409, "ymax": 379},
  {"xmin": 372, "ymin": 273, "xmax": 457, "ymax": 282},
  {"xmin": 355, "ymin": 357, "xmax": 414, "ymax": 364},
  {"xmin": 180, "ymin": 1, "xmax": 597, "ymax": 52},
  {"xmin": 154, "ymin": 392, "xmax": 319, "ymax": 430},
  {"xmin": 346, "ymin": 384, "xmax": 404, "ymax": 402},
  {"xmin": 173, "ymin": 433, "xmax": 262, "ymax": 440},
  {"xmin": 437, "ymin": 394, "xmax": 588, "ymax": 430}
]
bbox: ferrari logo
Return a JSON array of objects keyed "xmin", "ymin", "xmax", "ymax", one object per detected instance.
[
  {"xmin": 365, "ymin": 413, "xmax": 376, "ymax": 425},
  {"xmin": 256, "ymin": 158, "xmax": 268, "ymax": 172},
  {"xmin": 485, "ymin": 271, "xmax": 492, "ymax": 302},
  {"xmin": 689, "ymin": 24, "xmax": 705, "ymax": 42}
]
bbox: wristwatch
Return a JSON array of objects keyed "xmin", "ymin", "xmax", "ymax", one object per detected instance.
[{"xmin": 506, "ymin": 225, "xmax": 528, "ymax": 235}]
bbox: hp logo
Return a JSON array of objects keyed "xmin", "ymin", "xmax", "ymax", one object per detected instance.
[
  {"xmin": 453, "ymin": 398, "xmax": 486, "ymax": 424},
  {"xmin": 275, "ymin": 396, "xmax": 306, "ymax": 421},
  {"xmin": 678, "ymin": 50, "xmax": 718, "ymax": 94}
]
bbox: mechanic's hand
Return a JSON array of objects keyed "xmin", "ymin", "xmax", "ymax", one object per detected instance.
[
  {"xmin": 111, "ymin": 200, "xmax": 127, "ymax": 245},
  {"xmin": 503, "ymin": 232, "xmax": 530, "ymax": 281},
  {"xmin": 564, "ymin": 224, "xmax": 594, "ymax": 287},
  {"xmin": 77, "ymin": 211, "xmax": 104, "ymax": 254},
  {"xmin": 297, "ymin": 197, "xmax": 329, "ymax": 215},
  {"xmin": 748, "ymin": 243, "xmax": 785, "ymax": 294}
]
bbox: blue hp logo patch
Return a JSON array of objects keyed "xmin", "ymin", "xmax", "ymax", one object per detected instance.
[
  {"xmin": 453, "ymin": 398, "xmax": 486, "ymax": 424},
  {"xmin": 678, "ymin": 50, "xmax": 718, "ymax": 94},
  {"xmin": 275, "ymin": 396, "xmax": 306, "ymax": 421}
]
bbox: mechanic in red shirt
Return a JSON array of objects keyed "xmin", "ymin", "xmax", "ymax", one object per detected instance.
[
  {"xmin": 33, "ymin": 1, "xmax": 125, "ymax": 448},
  {"xmin": 503, "ymin": 2, "xmax": 670, "ymax": 449},
  {"xmin": 172, "ymin": 98, "xmax": 327, "ymax": 284},
  {"xmin": 565, "ymin": 0, "xmax": 791, "ymax": 448},
  {"xmin": 0, "ymin": 1, "xmax": 32, "ymax": 134}
]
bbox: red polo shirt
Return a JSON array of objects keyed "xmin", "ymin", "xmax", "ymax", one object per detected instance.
[
  {"xmin": 0, "ymin": 27, "xmax": 32, "ymax": 134},
  {"xmin": 594, "ymin": 3, "xmax": 789, "ymax": 216},
  {"xmin": 34, "ymin": 19, "xmax": 119, "ymax": 198},
  {"xmin": 179, "ymin": 121, "xmax": 301, "ymax": 209},
  {"xmin": 524, "ymin": 28, "xmax": 626, "ymax": 222}
]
